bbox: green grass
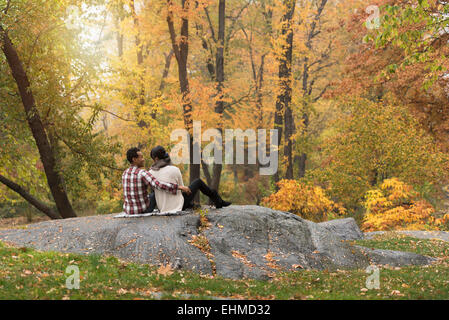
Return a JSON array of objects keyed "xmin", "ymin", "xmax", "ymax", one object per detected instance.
[{"xmin": 0, "ymin": 233, "xmax": 448, "ymax": 300}]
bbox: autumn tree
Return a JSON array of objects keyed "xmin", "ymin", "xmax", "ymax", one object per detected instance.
[
  {"xmin": 335, "ymin": 0, "xmax": 449, "ymax": 152},
  {"xmin": 0, "ymin": 1, "xmax": 76, "ymax": 218},
  {"xmin": 308, "ymin": 96, "xmax": 449, "ymax": 210},
  {"xmin": 274, "ymin": 0, "xmax": 296, "ymax": 181},
  {"xmin": 166, "ymin": 0, "xmax": 201, "ymax": 186},
  {"xmin": 294, "ymin": 0, "xmax": 336, "ymax": 178},
  {"xmin": 0, "ymin": 0, "xmax": 119, "ymax": 219}
]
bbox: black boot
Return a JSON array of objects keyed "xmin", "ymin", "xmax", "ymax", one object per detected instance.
[{"xmin": 211, "ymin": 190, "xmax": 232, "ymax": 209}]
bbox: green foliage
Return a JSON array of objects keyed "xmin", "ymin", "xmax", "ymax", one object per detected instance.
[
  {"xmin": 0, "ymin": 0, "xmax": 122, "ymax": 210},
  {"xmin": 0, "ymin": 201, "xmax": 41, "ymax": 219},
  {"xmin": 370, "ymin": 0, "xmax": 449, "ymax": 89},
  {"xmin": 95, "ymin": 197, "xmax": 123, "ymax": 216},
  {"xmin": 308, "ymin": 96, "xmax": 449, "ymax": 210}
]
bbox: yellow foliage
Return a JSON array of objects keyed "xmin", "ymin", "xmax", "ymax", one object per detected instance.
[
  {"xmin": 435, "ymin": 213, "xmax": 449, "ymax": 226},
  {"xmin": 262, "ymin": 179, "xmax": 347, "ymax": 222},
  {"xmin": 362, "ymin": 178, "xmax": 439, "ymax": 231}
]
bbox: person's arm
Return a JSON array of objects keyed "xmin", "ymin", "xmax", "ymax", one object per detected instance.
[
  {"xmin": 175, "ymin": 167, "xmax": 191, "ymax": 194},
  {"xmin": 141, "ymin": 170, "xmax": 178, "ymax": 195},
  {"xmin": 175, "ymin": 167, "xmax": 184, "ymax": 186}
]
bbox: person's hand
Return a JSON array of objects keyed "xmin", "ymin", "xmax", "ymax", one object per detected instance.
[{"xmin": 179, "ymin": 186, "xmax": 191, "ymax": 195}]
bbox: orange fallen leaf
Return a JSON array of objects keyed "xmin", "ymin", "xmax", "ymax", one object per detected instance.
[
  {"xmin": 117, "ymin": 288, "xmax": 128, "ymax": 295},
  {"xmin": 157, "ymin": 264, "xmax": 174, "ymax": 276},
  {"xmin": 390, "ymin": 290, "xmax": 404, "ymax": 296}
]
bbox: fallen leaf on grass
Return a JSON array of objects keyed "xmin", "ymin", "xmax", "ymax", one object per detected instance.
[
  {"xmin": 117, "ymin": 288, "xmax": 128, "ymax": 295},
  {"xmin": 390, "ymin": 290, "xmax": 404, "ymax": 296},
  {"xmin": 157, "ymin": 264, "xmax": 174, "ymax": 276}
]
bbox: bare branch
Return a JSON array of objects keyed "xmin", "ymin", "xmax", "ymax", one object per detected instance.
[
  {"xmin": 311, "ymin": 61, "xmax": 336, "ymax": 75},
  {"xmin": 3, "ymin": 0, "xmax": 11, "ymax": 14},
  {"xmin": 159, "ymin": 49, "xmax": 174, "ymax": 92},
  {"xmin": 204, "ymin": 6, "xmax": 217, "ymax": 43},
  {"xmin": 305, "ymin": 0, "xmax": 328, "ymax": 49},
  {"xmin": 226, "ymin": 88, "xmax": 253, "ymax": 107},
  {"xmin": 80, "ymin": 104, "xmax": 134, "ymax": 122},
  {"xmin": 313, "ymin": 84, "xmax": 330, "ymax": 102},
  {"xmin": 166, "ymin": 0, "xmax": 181, "ymax": 61},
  {"xmin": 225, "ymin": 1, "xmax": 250, "ymax": 50},
  {"xmin": 54, "ymin": 131, "xmax": 125, "ymax": 172},
  {"xmin": 0, "ymin": 173, "xmax": 61, "ymax": 219}
]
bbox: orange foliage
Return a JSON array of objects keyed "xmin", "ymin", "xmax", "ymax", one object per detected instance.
[
  {"xmin": 262, "ymin": 179, "xmax": 347, "ymax": 222},
  {"xmin": 361, "ymin": 178, "xmax": 447, "ymax": 231},
  {"xmin": 333, "ymin": 0, "xmax": 449, "ymax": 152}
]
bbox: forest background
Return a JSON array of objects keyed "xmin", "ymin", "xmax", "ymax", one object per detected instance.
[{"xmin": 1, "ymin": 0, "xmax": 449, "ymax": 231}]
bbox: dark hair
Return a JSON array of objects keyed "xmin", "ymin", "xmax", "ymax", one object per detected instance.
[
  {"xmin": 126, "ymin": 147, "xmax": 140, "ymax": 163},
  {"xmin": 151, "ymin": 145, "xmax": 170, "ymax": 160}
]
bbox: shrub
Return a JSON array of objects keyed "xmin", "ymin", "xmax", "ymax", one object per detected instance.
[
  {"xmin": 95, "ymin": 197, "xmax": 123, "ymax": 215},
  {"xmin": 261, "ymin": 179, "xmax": 347, "ymax": 222},
  {"xmin": 362, "ymin": 178, "xmax": 448, "ymax": 231}
]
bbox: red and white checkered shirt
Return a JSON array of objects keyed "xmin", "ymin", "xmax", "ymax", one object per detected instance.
[{"xmin": 122, "ymin": 166, "xmax": 178, "ymax": 215}]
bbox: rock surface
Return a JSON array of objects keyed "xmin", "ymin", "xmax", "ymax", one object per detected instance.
[
  {"xmin": 364, "ymin": 230, "xmax": 449, "ymax": 242},
  {"xmin": 318, "ymin": 218, "xmax": 364, "ymax": 241},
  {"xmin": 355, "ymin": 246, "xmax": 435, "ymax": 267},
  {"xmin": 0, "ymin": 205, "xmax": 435, "ymax": 280}
]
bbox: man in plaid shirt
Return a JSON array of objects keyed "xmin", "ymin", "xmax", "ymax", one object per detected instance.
[{"xmin": 122, "ymin": 147, "xmax": 191, "ymax": 215}]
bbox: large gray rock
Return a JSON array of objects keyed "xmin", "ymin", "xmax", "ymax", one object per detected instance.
[
  {"xmin": 364, "ymin": 230, "xmax": 449, "ymax": 242},
  {"xmin": 355, "ymin": 246, "xmax": 435, "ymax": 267},
  {"xmin": 318, "ymin": 217, "xmax": 364, "ymax": 241},
  {"xmin": 0, "ymin": 205, "xmax": 435, "ymax": 280}
]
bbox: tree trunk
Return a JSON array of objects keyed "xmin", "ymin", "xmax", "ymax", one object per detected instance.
[
  {"xmin": 113, "ymin": 0, "xmax": 125, "ymax": 58},
  {"xmin": 211, "ymin": 0, "xmax": 226, "ymax": 191},
  {"xmin": 0, "ymin": 174, "xmax": 61, "ymax": 220},
  {"xmin": 245, "ymin": 24, "xmax": 267, "ymax": 172},
  {"xmin": 167, "ymin": 0, "xmax": 200, "ymax": 192},
  {"xmin": 0, "ymin": 26, "xmax": 76, "ymax": 219},
  {"xmin": 130, "ymin": 0, "xmax": 147, "ymax": 130},
  {"xmin": 275, "ymin": 0, "xmax": 296, "ymax": 182},
  {"xmin": 115, "ymin": 17, "xmax": 124, "ymax": 57},
  {"xmin": 158, "ymin": 50, "xmax": 174, "ymax": 93},
  {"xmin": 255, "ymin": 55, "xmax": 266, "ymax": 129},
  {"xmin": 370, "ymin": 169, "xmax": 378, "ymax": 187},
  {"xmin": 149, "ymin": 50, "xmax": 174, "ymax": 120},
  {"xmin": 297, "ymin": 111, "xmax": 309, "ymax": 178},
  {"xmin": 201, "ymin": 160, "xmax": 212, "ymax": 186},
  {"xmin": 297, "ymin": 0, "xmax": 328, "ymax": 178}
]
